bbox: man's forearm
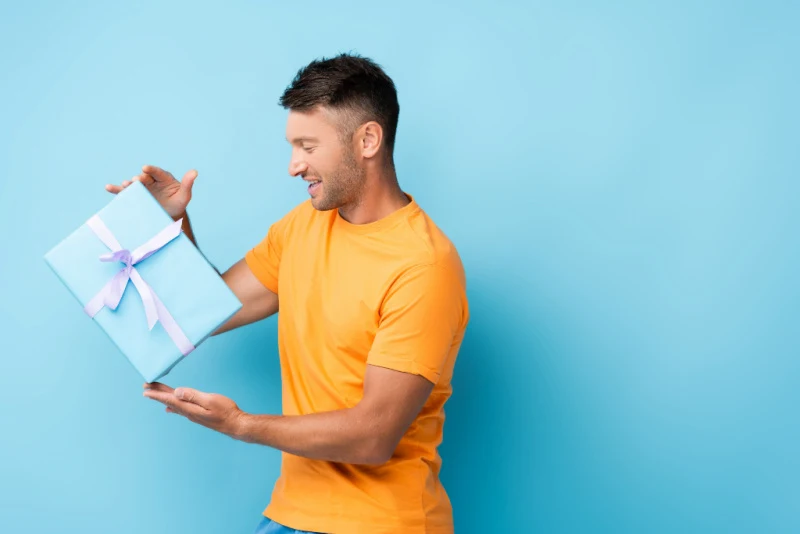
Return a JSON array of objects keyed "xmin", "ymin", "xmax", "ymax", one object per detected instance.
[{"xmin": 234, "ymin": 407, "xmax": 390, "ymax": 465}]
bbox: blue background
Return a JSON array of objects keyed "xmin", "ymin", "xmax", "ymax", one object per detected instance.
[{"xmin": 1, "ymin": 1, "xmax": 798, "ymax": 533}]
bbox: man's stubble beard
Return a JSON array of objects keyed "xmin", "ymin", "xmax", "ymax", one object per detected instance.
[{"xmin": 313, "ymin": 146, "xmax": 366, "ymax": 212}]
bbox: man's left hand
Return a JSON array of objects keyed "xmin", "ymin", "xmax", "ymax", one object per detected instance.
[{"xmin": 143, "ymin": 382, "xmax": 244, "ymax": 438}]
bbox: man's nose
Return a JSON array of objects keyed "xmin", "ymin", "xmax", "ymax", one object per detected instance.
[{"xmin": 288, "ymin": 156, "xmax": 308, "ymax": 177}]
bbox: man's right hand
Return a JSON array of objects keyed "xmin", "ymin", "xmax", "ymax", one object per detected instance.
[{"xmin": 105, "ymin": 165, "xmax": 198, "ymax": 220}]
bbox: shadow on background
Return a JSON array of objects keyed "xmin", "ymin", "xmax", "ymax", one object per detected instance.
[{"xmin": 439, "ymin": 276, "xmax": 573, "ymax": 532}]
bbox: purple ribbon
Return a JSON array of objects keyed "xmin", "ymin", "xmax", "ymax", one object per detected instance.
[{"xmin": 83, "ymin": 214, "xmax": 195, "ymax": 356}]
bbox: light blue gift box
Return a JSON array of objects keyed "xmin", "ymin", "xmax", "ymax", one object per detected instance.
[{"xmin": 44, "ymin": 180, "xmax": 242, "ymax": 382}]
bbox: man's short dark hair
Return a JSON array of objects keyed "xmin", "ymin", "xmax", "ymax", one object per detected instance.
[{"xmin": 279, "ymin": 52, "xmax": 400, "ymax": 162}]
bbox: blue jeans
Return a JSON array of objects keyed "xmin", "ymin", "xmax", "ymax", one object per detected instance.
[{"xmin": 253, "ymin": 515, "xmax": 323, "ymax": 534}]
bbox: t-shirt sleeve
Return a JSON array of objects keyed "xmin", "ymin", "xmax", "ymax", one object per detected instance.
[
  {"xmin": 367, "ymin": 261, "xmax": 468, "ymax": 384},
  {"xmin": 244, "ymin": 217, "xmax": 286, "ymax": 294}
]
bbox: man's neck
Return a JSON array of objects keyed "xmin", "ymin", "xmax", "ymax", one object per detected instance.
[{"xmin": 338, "ymin": 170, "xmax": 410, "ymax": 225}]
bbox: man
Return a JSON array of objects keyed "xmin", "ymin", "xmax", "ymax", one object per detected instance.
[{"xmin": 107, "ymin": 53, "xmax": 469, "ymax": 534}]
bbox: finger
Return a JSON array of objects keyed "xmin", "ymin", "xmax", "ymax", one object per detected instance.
[
  {"xmin": 143, "ymin": 389, "xmax": 206, "ymax": 416},
  {"xmin": 133, "ymin": 173, "xmax": 155, "ymax": 186},
  {"xmin": 142, "ymin": 165, "xmax": 173, "ymax": 182},
  {"xmin": 180, "ymin": 169, "xmax": 198, "ymax": 192},
  {"xmin": 105, "ymin": 181, "xmax": 133, "ymax": 194},
  {"xmin": 143, "ymin": 382, "xmax": 174, "ymax": 394},
  {"xmin": 174, "ymin": 387, "xmax": 212, "ymax": 408}
]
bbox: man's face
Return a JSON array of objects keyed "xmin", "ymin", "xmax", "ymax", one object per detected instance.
[{"xmin": 285, "ymin": 107, "xmax": 365, "ymax": 211}]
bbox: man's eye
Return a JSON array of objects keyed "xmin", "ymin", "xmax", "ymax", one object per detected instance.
[{"xmin": 303, "ymin": 147, "xmax": 315, "ymax": 153}]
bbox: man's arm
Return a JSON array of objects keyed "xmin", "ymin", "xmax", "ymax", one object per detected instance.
[
  {"xmin": 211, "ymin": 258, "xmax": 279, "ymax": 336},
  {"xmin": 143, "ymin": 365, "xmax": 433, "ymax": 465},
  {"xmin": 234, "ymin": 364, "xmax": 434, "ymax": 465}
]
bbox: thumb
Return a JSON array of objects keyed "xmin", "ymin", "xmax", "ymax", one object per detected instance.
[{"xmin": 181, "ymin": 169, "xmax": 198, "ymax": 195}]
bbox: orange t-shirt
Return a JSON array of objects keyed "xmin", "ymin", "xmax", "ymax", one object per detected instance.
[{"xmin": 244, "ymin": 194, "xmax": 469, "ymax": 534}]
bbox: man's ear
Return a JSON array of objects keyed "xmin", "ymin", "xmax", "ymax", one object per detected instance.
[{"xmin": 358, "ymin": 121, "xmax": 384, "ymax": 159}]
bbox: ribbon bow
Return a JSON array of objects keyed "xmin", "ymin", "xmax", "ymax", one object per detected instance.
[{"xmin": 83, "ymin": 214, "xmax": 195, "ymax": 356}]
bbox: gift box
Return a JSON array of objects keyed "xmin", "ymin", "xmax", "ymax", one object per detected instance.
[{"xmin": 44, "ymin": 180, "xmax": 242, "ymax": 382}]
